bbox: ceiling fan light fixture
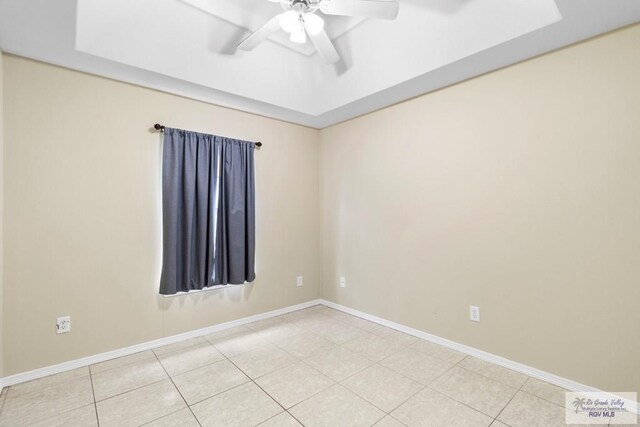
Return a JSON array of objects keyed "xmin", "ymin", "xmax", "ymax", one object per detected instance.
[
  {"xmin": 238, "ymin": 0, "xmax": 399, "ymax": 64},
  {"xmin": 279, "ymin": 10, "xmax": 300, "ymax": 33},
  {"xmin": 303, "ymin": 13, "xmax": 324, "ymax": 36},
  {"xmin": 290, "ymin": 26, "xmax": 307, "ymax": 44}
]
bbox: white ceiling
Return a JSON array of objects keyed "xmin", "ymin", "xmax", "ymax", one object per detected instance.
[{"xmin": 1, "ymin": 0, "xmax": 639, "ymax": 128}]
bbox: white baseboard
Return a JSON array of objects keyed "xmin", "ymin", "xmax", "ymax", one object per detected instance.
[
  {"xmin": 0, "ymin": 299, "xmax": 322, "ymax": 389},
  {"xmin": 1, "ymin": 297, "xmax": 637, "ymax": 415},
  {"xmin": 320, "ymin": 299, "xmax": 639, "ymax": 415}
]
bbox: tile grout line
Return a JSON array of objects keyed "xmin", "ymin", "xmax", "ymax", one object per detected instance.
[
  {"xmin": 427, "ymin": 355, "xmax": 529, "ymax": 424},
  {"xmin": 255, "ymin": 411, "xmax": 290, "ymax": 426},
  {"xmin": 272, "ymin": 357, "xmax": 343, "ymax": 413},
  {"xmin": 517, "ymin": 384, "xmax": 569, "ymax": 410},
  {"xmin": 375, "ymin": 412, "xmax": 409, "ymax": 427},
  {"xmin": 87, "ymin": 366, "xmax": 100, "ymax": 427},
  {"xmin": 209, "ymin": 335, "xmax": 308, "ymax": 426},
  {"xmin": 255, "ymin": 410, "xmax": 298, "ymax": 427},
  {"xmin": 365, "ymin": 349, "xmax": 420, "ymax": 384},
  {"xmin": 89, "ymin": 343, "xmax": 199, "ymax": 380},
  {"xmin": 90, "ymin": 339, "xmax": 245, "ymax": 404},
  {"xmin": 249, "ymin": 319, "xmax": 380, "ymax": 423},
  {"xmin": 0, "ymin": 389, "xmax": 9, "ymax": 424},
  {"xmin": 378, "ymin": 378, "xmax": 426, "ymax": 415},
  {"xmin": 283, "ymin": 409, "xmax": 307, "ymax": 427},
  {"xmin": 287, "ymin": 336, "xmax": 419, "ymax": 423},
  {"xmin": 424, "ymin": 385, "xmax": 500, "ymax": 421},
  {"xmin": 451, "ymin": 352, "xmax": 533, "ymax": 385},
  {"xmin": 362, "ymin": 335, "xmax": 466, "ymax": 387},
  {"xmin": 138, "ymin": 407, "xmax": 191, "ymax": 427},
  {"xmin": 234, "ymin": 360, "xmax": 309, "ymax": 426},
  {"xmin": 155, "ymin": 340, "xmax": 231, "ymax": 378},
  {"xmin": 416, "ymin": 356, "xmax": 515, "ymax": 420},
  {"xmin": 281, "ymin": 365, "xmax": 405, "ymax": 427},
  {"xmin": 280, "ymin": 359, "xmax": 339, "ymax": 417},
  {"xmin": 89, "ymin": 354, "xmax": 157, "ymax": 376},
  {"xmin": 155, "ymin": 335, "xmax": 314, "ymax": 407},
  {"xmin": 490, "ymin": 377, "xmax": 529, "ymax": 426},
  {"xmin": 0, "ymin": 386, "xmax": 8, "ymax": 418},
  {"xmin": 339, "ymin": 361, "xmax": 426, "ymax": 420},
  {"xmin": 95, "ymin": 374, "xmax": 172, "ymax": 404},
  {"xmin": 441, "ymin": 360, "xmax": 530, "ymax": 396},
  {"xmin": 412, "ymin": 355, "xmax": 535, "ymax": 423},
  {"xmin": 422, "ymin": 352, "xmax": 467, "ymax": 385},
  {"xmin": 151, "ymin": 351, "xmax": 203, "ymax": 427},
  {"xmin": 0, "ymin": 378, "xmax": 96, "ymax": 426},
  {"xmin": 247, "ymin": 367, "xmax": 307, "ymax": 423},
  {"xmin": 191, "ymin": 379, "xmax": 254, "ymax": 408}
]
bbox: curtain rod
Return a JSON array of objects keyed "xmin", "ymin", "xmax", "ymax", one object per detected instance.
[{"xmin": 153, "ymin": 123, "xmax": 263, "ymax": 147}]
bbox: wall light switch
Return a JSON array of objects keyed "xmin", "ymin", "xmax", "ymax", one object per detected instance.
[
  {"xmin": 470, "ymin": 306, "xmax": 480, "ymax": 322},
  {"xmin": 296, "ymin": 276, "xmax": 303, "ymax": 287},
  {"xmin": 339, "ymin": 277, "xmax": 346, "ymax": 288},
  {"xmin": 57, "ymin": 316, "xmax": 71, "ymax": 334}
]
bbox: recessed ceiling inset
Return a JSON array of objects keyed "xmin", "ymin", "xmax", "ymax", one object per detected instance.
[
  {"xmin": 3, "ymin": 0, "xmax": 640, "ymax": 127},
  {"xmin": 73, "ymin": 0, "xmax": 563, "ymax": 116}
]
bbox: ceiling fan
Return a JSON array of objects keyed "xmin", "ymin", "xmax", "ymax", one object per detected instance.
[{"xmin": 237, "ymin": 0, "xmax": 399, "ymax": 64}]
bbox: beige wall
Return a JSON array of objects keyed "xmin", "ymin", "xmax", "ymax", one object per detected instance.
[
  {"xmin": 321, "ymin": 24, "xmax": 640, "ymax": 394},
  {"xmin": 2, "ymin": 55, "xmax": 321, "ymax": 376}
]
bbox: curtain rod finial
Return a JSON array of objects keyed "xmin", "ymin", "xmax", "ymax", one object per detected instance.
[{"xmin": 154, "ymin": 123, "xmax": 165, "ymax": 132}]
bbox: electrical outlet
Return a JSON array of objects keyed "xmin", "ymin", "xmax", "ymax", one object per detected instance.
[
  {"xmin": 469, "ymin": 306, "xmax": 480, "ymax": 322},
  {"xmin": 339, "ymin": 277, "xmax": 346, "ymax": 288},
  {"xmin": 57, "ymin": 316, "xmax": 71, "ymax": 334},
  {"xmin": 296, "ymin": 276, "xmax": 303, "ymax": 287}
]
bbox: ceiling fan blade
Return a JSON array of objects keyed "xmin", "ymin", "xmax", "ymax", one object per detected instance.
[
  {"xmin": 305, "ymin": 26, "xmax": 340, "ymax": 64},
  {"xmin": 320, "ymin": 0, "xmax": 399, "ymax": 20},
  {"xmin": 237, "ymin": 14, "xmax": 282, "ymax": 51}
]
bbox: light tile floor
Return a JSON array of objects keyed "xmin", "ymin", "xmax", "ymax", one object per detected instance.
[{"xmin": 0, "ymin": 305, "xmax": 628, "ymax": 426}]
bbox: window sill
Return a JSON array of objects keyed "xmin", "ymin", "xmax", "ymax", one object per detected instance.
[{"xmin": 162, "ymin": 282, "xmax": 250, "ymax": 298}]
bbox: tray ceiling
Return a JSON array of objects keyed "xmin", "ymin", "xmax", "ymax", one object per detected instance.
[{"xmin": 1, "ymin": 0, "xmax": 640, "ymax": 128}]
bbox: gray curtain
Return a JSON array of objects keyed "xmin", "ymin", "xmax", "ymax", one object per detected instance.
[{"xmin": 159, "ymin": 128, "xmax": 256, "ymax": 295}]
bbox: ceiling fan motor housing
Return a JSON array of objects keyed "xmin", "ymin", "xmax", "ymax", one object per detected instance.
[{"xmin": 283, "ymin": 0, "xmax": 320, "ymax": 14}]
